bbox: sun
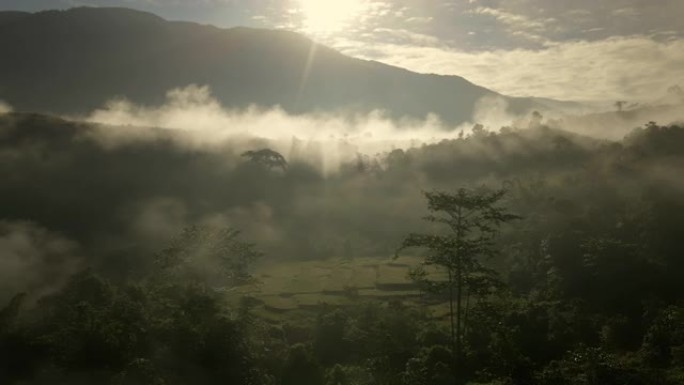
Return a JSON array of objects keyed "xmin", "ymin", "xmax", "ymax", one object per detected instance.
[{"xmin": 296, "ymin": 0, "xmax": 366, "ymax": 34}]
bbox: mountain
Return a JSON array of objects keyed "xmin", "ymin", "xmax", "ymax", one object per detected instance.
[
  {"xmin": 0, "ymin": 10, "xmax": 28, "ymax": 25},
  {"xmin": 0, "ymin": 7, "xmax": 541, "ymax": 125}
]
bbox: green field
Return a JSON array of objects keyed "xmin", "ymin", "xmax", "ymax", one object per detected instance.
[{"xmin": 226, "ymin": 256, "xmax": 452, "ymax": 318}]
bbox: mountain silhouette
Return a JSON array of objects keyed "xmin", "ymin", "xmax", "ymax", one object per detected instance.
[{"xmin": 0, "ymin": 7, "xmax": 542, "ymax": 125}]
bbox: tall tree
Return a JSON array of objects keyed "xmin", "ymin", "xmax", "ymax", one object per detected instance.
[{"xmin": 398, "ymin": 188, "xmax": 519, "ymax": 380}]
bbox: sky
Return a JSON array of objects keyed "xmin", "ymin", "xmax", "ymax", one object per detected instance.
[{"xmin": 2, "ymin": 0, "xmax": 684, "ymax": 103}]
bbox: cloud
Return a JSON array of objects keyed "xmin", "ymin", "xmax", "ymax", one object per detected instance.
[
  {"xmin": 371, "ymin": 28, "xmax": 442, "ymax": 46},
  {"xmin": 611, "ymin": 7, "xmax": 639, "ymax": 18},
  {"xmin": 82, "ymin": 84, "xmax": 471, "ymax": 145},
  {"xmin": 339, "ymin": 36, "xmax": 684, "ymax": 102},
  {"xmin": 460, "ymin": 0, "xmax": 684, "ymax": 40},
  {"xmin": 470, "ymin": 6, "xmax": 554, "ymax": 41},
  {"xmin": 277, "ymin": 1, "xmax": 684, "ymax": 102},
  {"xmin": 10, "ymin": 1, "xmax": 684, "ymax": 104},
  {"xmin": 79, "ymin": 84, "xmax": 550, "ymax": 180},
  {"xmin": 81, "ymin": 82, "xmax": 684, "ymax": 152}
]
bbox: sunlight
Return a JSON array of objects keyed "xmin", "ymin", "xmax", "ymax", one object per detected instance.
[{"xmin": 297, "ymin": 0, "xmax": 365, "ymax": 33}]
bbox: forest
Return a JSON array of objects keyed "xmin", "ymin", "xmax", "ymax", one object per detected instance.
[{"xmin": 1, "ymin": 112, "xmax": 683, "ymax": 385}]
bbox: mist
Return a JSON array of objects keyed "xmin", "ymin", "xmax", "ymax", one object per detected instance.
[
  {"xmin": 0, "ymin": 221, "xmax": 82, "ymax": 304},
  {"xmin": 2, "ymin": 83, "xmax": 682, "ymax": 274},
  {"xmin": 0, "ymin": 101, "xmax": 12, "ymax": 114},
  {"xmin": 3, "ymin": 102, "xmax": 682, "ymax": 384},
  {"xmin": 80, "ymin": 84, "xmax": 684, "ymax": 162},
  {"xmin": 79, "ymin": 85, "xmax": 522, "ymax": 166}
]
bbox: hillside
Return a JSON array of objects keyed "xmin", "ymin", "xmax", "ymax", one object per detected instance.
[{"xmin": 1, "ymin": 109, "xmax": 684, "ymax": 384}]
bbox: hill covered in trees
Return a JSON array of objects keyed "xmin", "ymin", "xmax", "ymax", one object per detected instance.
[{"xmin": 1, "ymin": 111, "xmax": 683, "ymax": 384}]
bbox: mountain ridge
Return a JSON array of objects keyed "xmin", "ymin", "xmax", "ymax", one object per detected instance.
[{"xmin": 0, "ymin": 7, "xmax": 541, "ymax": 126}]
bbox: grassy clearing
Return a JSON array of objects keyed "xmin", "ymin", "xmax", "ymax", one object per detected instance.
[
  {"xmin": 229, "ymin": 256, "xmax": 455, "ymax": 319},
  {"xmin": 237, "ymin": 257, "xmax": 412, "ymax": 311}
]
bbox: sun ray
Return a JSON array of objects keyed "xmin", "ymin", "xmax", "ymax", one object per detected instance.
[{"xmin": 296, "ymin": 41, "xmax": 319, "ymax": 108}]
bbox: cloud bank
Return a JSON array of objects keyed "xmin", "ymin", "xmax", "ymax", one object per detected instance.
[
  {"xmin": 80, "ymin": 83, "xmax": 684, "ymax": 153},
  {"xmin": 82, "ymin": 84, "xmax": 517, "ymax": 152},
  {"xmin": 339, "ymin": 36, "xmax": 684, "ymax": 103}
]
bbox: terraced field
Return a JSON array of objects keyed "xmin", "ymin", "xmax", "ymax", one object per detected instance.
[{"xmin": 226, "ymin": 256, "xmax": 449, "ymax": 317}]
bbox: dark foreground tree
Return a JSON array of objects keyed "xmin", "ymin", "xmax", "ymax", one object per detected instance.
[{"xmin": 398, "ymin": 187, "xmax": 519, "ymax": 381}]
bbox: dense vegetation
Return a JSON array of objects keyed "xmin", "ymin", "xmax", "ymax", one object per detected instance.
[{"xmin": 1, "ymin": 113, "xmax": 683, "ymax": 384}]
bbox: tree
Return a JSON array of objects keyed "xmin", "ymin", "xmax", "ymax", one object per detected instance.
[
  {"xmin": 0, "ymin": 293, "xmax": 25, "ymax": 332},
  {"xmin": 471, "ymin": 124, "xmax": 486, "ymax": 137},
  {"xmin": 398, "ymin": 188, "xmax": 519, "ymax": 380},
  {"xmin": 281, "ymin": 344, "xmax": 324, "ymax": 385},
  {"xmin": 530, "ymin": 111, "xmax": 544, "ymax": 128},
  {"xmin": 241, "ymin": 149, "xmax": 288, "ymax": 171},
  {"xmin": 155, "ymin": 226, "xmax": 262, "ymax": 289}
]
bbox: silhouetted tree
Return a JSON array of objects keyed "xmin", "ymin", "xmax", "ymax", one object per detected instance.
[
  {"xmin": 398, "ymin": 188, "xmax": 519, "ymax": 381},
  {"xmin": 529, "ymin": 111, "xmax": 544, "ymax": 128},
  {"xmin": 471, "ymin": 124, "xmax": 486, "ymax": 137},
  {"xmin": 241, "ymin": 149, "xmax": 288, "ymax": 171}
]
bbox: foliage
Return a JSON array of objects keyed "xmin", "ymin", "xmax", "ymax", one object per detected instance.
[
  {"xmin": 155, "ymin": 225, "xmax": 262, "ymax": 288},
  {"xmin": 2, "ymin": 119, "xmax": 684, "ymax": 384},
  {"xmin": 242, "ymin": 149, "xmax": 288, "ymax": 171},
  {"xmin": 399, "ymin": 187, "xmax": 519, "ymax": 374}
]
